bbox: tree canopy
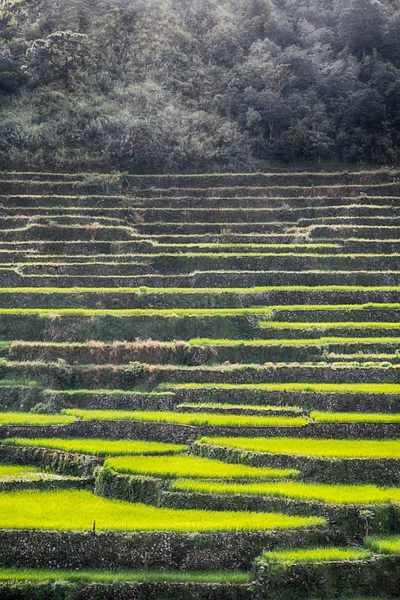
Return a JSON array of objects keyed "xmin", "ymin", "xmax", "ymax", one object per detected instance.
[{"xmin": 0, "ymin": 0, "xmax": 399, "ymax": 171}]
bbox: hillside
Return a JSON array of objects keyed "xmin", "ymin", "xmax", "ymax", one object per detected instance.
[
  {"xmin": 0, "ymin": 0, "xmax": 400, "ymax": 171},
  {"xmin": 0, "ymin": 170, "xmax": 399, "ymax": 597}
]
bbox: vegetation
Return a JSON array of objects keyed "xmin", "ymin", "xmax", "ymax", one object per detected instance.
[
  {"xmin": 312, "ymin": 412, "xmax": 400, "ymax": 423},
  {"xmin": 104, "ymin": 455, "xmax": 298, "ymax": 479},
  {"xmin": 0, "ymin": 490, "xmax": 324, "ymax": 531},
  {"xmin": 170, "ymin": 479, "xmax": 400, "ymax": 505},
  {"xmin": 0, "ymin": 569, "xmax": 251, "ymax": 584},
  {"xmin": 259, "ymin": 322, "xmax": 400, "ymax": 330},
  {"xmin": 0, "ymin": 379, "xmax": 39, "ymax": 387},
  {"xmin": 171, "ymin": 383, "xmax": 400, "ymax": 394},
  {"xmin": 178, "ymin": 403, "xmax": 302, "ymax": 413},
  {"xmin": 365, "ymin": 537, "xmax": 400, "ymax": 555},
  {"xmin": 63, "ymin": 409, "xmax": 308, "ymax": 427},
  {"xmin": 1, "ymin": 0, "xmax": 400, "ymax": 170},
  {"xmin": 0, "ymin": 412, "xmax": 74, "ymax": 425},
  {"xmin": 198, "ymin": 437, "xmax": 400, "ymax": 459},
  {"xmin": 261, "ymin": 547, "xmax": 371, "ymax": 563},
  {"xmin": 188, "ymin": 338, "xmax": 400, "ymax": 347},
  {"xmin": 3, "ymin": 438, "xmax": 188, "ymax": 456}
]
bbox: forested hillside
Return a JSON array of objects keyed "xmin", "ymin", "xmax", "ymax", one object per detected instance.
[{"xmin": 0, "ymin": 0, "xmax": 399, "ymax": 172}]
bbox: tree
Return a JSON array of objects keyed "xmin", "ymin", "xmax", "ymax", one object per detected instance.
[
  {"xmin": 340, "ymin": 0, "xmax": 386, "ymax": 58},
  {"xmin": 26, "ymin": 31, "xmax": 91, "ymax": 86}
]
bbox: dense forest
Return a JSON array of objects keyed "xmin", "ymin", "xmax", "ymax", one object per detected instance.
[{"xmin": 0, "ymin": 0, "xmax": 399, "ymax": 172}]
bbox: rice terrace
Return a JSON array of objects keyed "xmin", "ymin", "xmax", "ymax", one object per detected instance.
[
  {"xmin": 0, "ymin": 168, "xmax": 399, "ymax": 600},
  {"xmin": 1, "ymin": 0, "xmax": 400, "ymax": 597}
]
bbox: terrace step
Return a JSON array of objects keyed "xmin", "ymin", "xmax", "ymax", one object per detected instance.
[{"xmin": 1, "ymin": 170, "xmax": 400, "ymax": 594}]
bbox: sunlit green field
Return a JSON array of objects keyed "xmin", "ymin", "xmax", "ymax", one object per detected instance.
[
  {"xmin": 0, "ymin": 568, "xmax": 251, "ymax": 584},
  {"xmin": 169, "ymin": 383, "xmax": 400, "ymax": 393},
  {"xmin": 105, "ymin": 454, "xmax": 298, "ymax": 479},
  {"xmin": 4, "ymin": 438, "xmax": 188, "ymax": 456},
  {"xmin": 170, "ymin": 479, "xmax": 400, "ymax": 504},
  {"xmin": 312, "ymin": 412, "xmax": 400, "ymax": 423},
  {"xmin": 261, "ymin": 547, "xmax": 371, "ymax": 563},
  {"xmin": 365, "ymin": 536, "xmax": 400, "ymax": 554},
  {"xmin": 63, "ymin": 408, "xmax": 308, "ymax": 427},
  {"xmin": 0, "ymin": 412, "xmax": 74, "ymax": 425},
  {"xmin": 178, "ymin": 402, "xmax": 302, "ymax": 413},
  {"xmin": 198, "ymin": 437, "xmax": 400, "ymax": 459},
  {"xmin": 0, "ymin": 490, "xmax": 324, "ymax": 531}
]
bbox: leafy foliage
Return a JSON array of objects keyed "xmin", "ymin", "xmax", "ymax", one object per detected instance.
[{"xmin": 1, "ymin": 0, "xmax": 400, "ymax": 170}]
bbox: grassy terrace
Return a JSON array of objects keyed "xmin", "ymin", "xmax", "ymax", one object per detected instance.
[
  {"xmin": 0, "ymin": 569, "xmax": 251, "ymax": 584},
  {"xmin": 260, "ymin": 547, "xmax": 371, "ymax": 563},
  {"xmin": 104, "ymin": 455, "xmax": 298, "ymax": 479},
  {"xmin": 170, "ymin": 480, "xmax": 400, "ymax": 505},
  {"xmin": 0, "ymin": 490, "xmax": 322, "ymax": 531},
  {"xmin": 3, "ymin": 438, "xmax": 188, "ymax": 456},
  {"xmin": 365, "ymin": 537, "xmax": 400, "ymax": 554},
  {"xmin": 2, "ymin": 285, "xmax": 400, "ymax": 295},
  {"xmin": 0, "ymin": 378, "xmax": 39, "ymax": 387},
  {"xmin": 259, "ymin": 321, "xmax": 400, "ymax": 330},
  {"xmin": 178, "ymin": 403, "xmax": 302, "ymax": 413},
  {"xmin": 198, "ymin": 437, "xmax": 400, "ymax": 459},
  {"xmin": 0, "ymin": 412, "xmax": 74, "ymax": 426},
  {"xmin": 167, "ymin": 383, "xmax": 400, "ymax": 394},
  {"xmin": 49, "ymin": 388, "xmax": 174, "ymax": 397},
  {"xmin": 62, "ymin": 409, "xmax": 309, "ymax": 427},
  {"xmin": 311, "ymin": 412, "xmax": 400, "ymax": 423},
  {"xmin": 0, "ymin": 465, "xmax": 60, "ymax": 482},
  {"xmin": 2, "ymin": 171, "xmax": 400, "ymax": 591},
  {"xmin": 188, "ymin": 337, "xmax": 400, "ymax": 346}
]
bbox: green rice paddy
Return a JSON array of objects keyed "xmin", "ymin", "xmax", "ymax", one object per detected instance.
[
  {"xmin": 178, "ymin": 402, "xmax": 302, "ymax": 413},
  {"xmin": 0, "ymin": 568, "xmax": 251, "ymax": 584},
  {"xmin": 311, "ymin": 412, "xmax": 400, "ymax": 423},
  {"xmin": 3, "ymin": 438, "xmax": 188, "ymax": 456},
  {"xmin": 261, "ymin": 547, "xmax": 371, "ymax": 563},
  {"xmin": 169, "ymin": 383, "xmax": 400, "ymax": 394},
  {"xmin": 0, "ymin": 412, "xmax": 74, "ymax": 426},
  {"xmin": 365, "ymin": 536, "xmax": 400, "ymax": 555},
  {"xmin": 63, "ymin": 409, "xmax": 308, "ymax": 427},
  {"xmin": 198, "ymin": 437, "xmax": 400, "ymax": 459},
  {"xmin": 105, "ymin": 454, "xmax": 298, "ymax": 479},
  {"xmin": 259, "ymin": 321, "xmax": 400, "ymax": 330},
  {"xmin": 0, "ymin": 490, "xmax": 324, "ymax": 531},
  {"xmin": 170, "ymin": 479, "xmax": 400, "ymax": 505},
  {"xmin": 188, "ymin": 337, "xmax": 400, "ymax": 346}
]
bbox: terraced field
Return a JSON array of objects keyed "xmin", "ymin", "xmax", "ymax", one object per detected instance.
[{"xmin": 1, "ymin": 170, "xmax": 400, "ymax": 599}]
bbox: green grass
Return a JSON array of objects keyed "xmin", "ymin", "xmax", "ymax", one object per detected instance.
[
  {"xmin": 0, "ymin": 568, "xmax": 251, "ymax": 584},
  {"xmin": 0, "ymin": 465, "xmax": 43, "ymax": 477},
  {"xmin": 178, "ymin": 403, "xmax": 302, "ymax": 413},
  {"xmin": 170, "ymin": 479, "xmax": 400, "ymax": 505},
  {"xmin": 0, "ymin": 284, "xmax": 400, "ymax": 297},
  {"xmin": 0, "ymin": 379, "xmax": 39, "ymax": 387},
  {"xmin": 312, "ymin": 412, "xmax": 400, "ymax": 423},
  {"xmin": 54, "ymin": 388, "xmax": 174, "ymax": 397},
  {"xmin": 105, "ymin": 454, "xmax": 298, "ymax": 479},
  {"xmin": 0, "ymin": 307, "xmax": 275, "ymax": 316},
  {"xmin": 0, "ymin": 490, "xmax": 323, "ymax": 531},
  {"xmin": 0, "ymin": 465, "xmax": 68, "ymax": 483},
  {"xmin": 3, "ymin": 438, "xmax": 188, "ymax": 456},
  {"xmin": 0, "ymin": 412, "xmax": 74, "ymax": 426},
  {"xmin": 0, "ymin": 465, "xmax": 52, "ymax": 482},
  {"xmin": 365, "ymin": 536, "xmax": 400, "ymax": 555},
  {"xmin": 63, "ymin": 409, "xmax": 308, "ymax": 427},
  {"xmin": 198, "ymin": 437, "xmax": 400, "ymax": 459},
  {"xmin": 261, "ymin": 547, "xmax": 371, "ymax": 563},
  {"xmin": 189, "ymin": 337, "xmax": 400, "ymax": 346},
  {"xmin": 259, "ymin": 321, "xmax": 400, "ymax": 330},
  {"xmin": 167, "ymin": 383, "xmax": 400, "ymax": 394}
]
